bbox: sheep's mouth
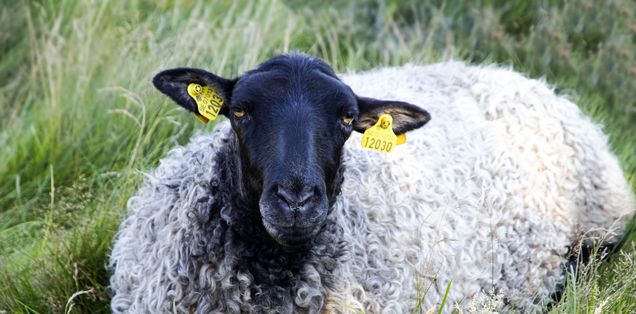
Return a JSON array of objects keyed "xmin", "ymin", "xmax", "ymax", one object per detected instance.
[
  {"xmin": 258, "ymin": 183, "xmax": 330, "ymax": 247},
  {"xmin": 261, "ymin": 218, "xmax": 325, "ymax": 246}
]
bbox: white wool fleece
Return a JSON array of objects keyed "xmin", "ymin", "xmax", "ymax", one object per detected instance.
[{"xmin": 109, "ymin": 61, "xmax": 635, "ymax": 313}]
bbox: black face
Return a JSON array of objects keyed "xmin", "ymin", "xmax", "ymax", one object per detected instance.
[
  {"xmin": 152, "ymin": 53, "xmax": 430, "ymax": 246},
  {"xmin": 229, "ymin": 57, "xmax": 357, "ymax": 244}
]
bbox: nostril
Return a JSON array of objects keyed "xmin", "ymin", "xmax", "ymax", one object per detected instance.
[
  {"xmin": 275, "ymin": 185, "xmax": 316, "ymax": 207},
  {"xmin": 276, "ymin": 185, "xmax": 296, "ymax": 206},
  {"xmin": 297, "ymin": 187, "xmax": 315, "ymax": 206}
]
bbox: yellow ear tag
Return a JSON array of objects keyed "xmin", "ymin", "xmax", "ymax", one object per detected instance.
[
  {"xmin": 194, "ymin": 113, "xmax": 209, "ymax": 124},
  {"xmin": 187, "ymin": 83, "xmax": 224, "ymax": 123},
  {"xmin": 396, "ymin": 133, "xmax": 406, "ymax": 145},
  {"xmin": 361, "ymin": 114, "xmax": 398, "ymax": 153}
]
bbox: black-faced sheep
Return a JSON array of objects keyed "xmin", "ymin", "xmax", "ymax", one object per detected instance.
[{"xmin": 109, "ymin": 53, "xmax": 635, "ymax": 313}]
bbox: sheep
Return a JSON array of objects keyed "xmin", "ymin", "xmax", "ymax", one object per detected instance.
[{"xmin": 109, "ymin": 53, "xmax": 635, "ymax": 313}]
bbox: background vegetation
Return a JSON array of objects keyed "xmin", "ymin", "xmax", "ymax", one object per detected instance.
[{"xmin": 0, "ymin": 0, "xmax": 634, "ymax": 312}]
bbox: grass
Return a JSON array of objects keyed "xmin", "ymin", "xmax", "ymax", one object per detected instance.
[{"xmin": 0, "ymin": 0, "xmax": 634, "ymax": 312}]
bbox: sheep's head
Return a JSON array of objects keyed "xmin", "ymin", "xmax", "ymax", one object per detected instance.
[{"xmin": 152, "ymin": 54, "xmax": 430, "ymax": 246}]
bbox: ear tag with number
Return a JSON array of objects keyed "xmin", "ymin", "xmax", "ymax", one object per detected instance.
[
  {"xmin": 361, "ymin": 114, "xmax": 398, "ymax": 153},
  {"xmin": 187, "ymin": 83, "xmax": 224, "ymax": 123}
]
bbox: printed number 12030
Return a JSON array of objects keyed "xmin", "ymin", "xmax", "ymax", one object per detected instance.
[{"xmin": 363, "ymin": 137, "xmax": 393, "ymax": 152}]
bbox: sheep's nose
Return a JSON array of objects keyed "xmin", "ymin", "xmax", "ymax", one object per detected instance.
[{"xmin": 276, "ymin": 185, "xmax": 315, "ymax": 208}]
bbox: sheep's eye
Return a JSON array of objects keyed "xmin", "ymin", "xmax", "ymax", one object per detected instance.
[
  {"xmin": 233, "ymin": 110, "xmax": 246, "ymax": 118},
  {"xmin": 341, "ymin": 116, "xmax": 354, "ymax": 125}
]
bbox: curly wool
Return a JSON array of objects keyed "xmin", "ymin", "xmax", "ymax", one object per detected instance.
[{"xmin": 109, "ymin": 61, "xmax": 635, "ymax": 313}]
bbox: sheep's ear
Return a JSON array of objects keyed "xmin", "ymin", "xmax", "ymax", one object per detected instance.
[
  {"xmin": 152, "ymin": 67, "xmax": 235, "ymax": 117},
  {"xmin": 354, "ymin": 96, "xmax": 431, "ymax": 134}
]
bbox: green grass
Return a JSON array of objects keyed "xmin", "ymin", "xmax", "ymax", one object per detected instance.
[{"xmin": 0, "ymin": 0, "xmax": 634, "ymax": 312}]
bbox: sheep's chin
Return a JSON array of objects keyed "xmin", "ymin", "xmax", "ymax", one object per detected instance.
[{"xmin": 261, "ymin": 219, "xmax": 322, "ymax": 247}]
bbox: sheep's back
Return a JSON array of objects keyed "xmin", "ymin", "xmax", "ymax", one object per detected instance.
[{"xmin": 337, "ymin": 62, "xmax": 635, "ymax": 311}]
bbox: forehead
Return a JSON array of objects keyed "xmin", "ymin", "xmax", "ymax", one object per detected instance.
[{"xmin": 232, "ymin": 56, "xmax": 355, "ymax": 109}]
